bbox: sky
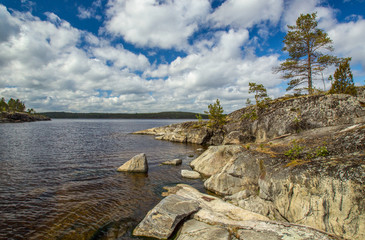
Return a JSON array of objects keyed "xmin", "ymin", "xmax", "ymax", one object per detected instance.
[{"xmin": 0, "ymin": 0, "xmax": 364, "ymax": 113}]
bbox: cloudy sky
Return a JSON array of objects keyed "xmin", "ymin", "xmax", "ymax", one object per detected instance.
[{"xmin": 1, "ymin": 0, "xmax": 364, "ymax": 113}]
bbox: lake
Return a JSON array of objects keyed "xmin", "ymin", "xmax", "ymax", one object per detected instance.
[{"xmin": 0, "ymin": 119, "xmax": 205, "ymax": 240}]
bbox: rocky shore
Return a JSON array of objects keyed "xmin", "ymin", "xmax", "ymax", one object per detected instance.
[
  {"xmin": 132, "ymin": 92, "xmax": 365, "ymax": 240},
  {"xmin": 0, "ymin": 112, "xmax": 51, "ymax": 123}
]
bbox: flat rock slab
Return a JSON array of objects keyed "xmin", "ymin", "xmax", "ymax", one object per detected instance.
[
  {"xmin": 181, "ymin": 170, "xmax": 200, "ymax": 179},
  {"xmin": 117, "ymin": 153, "xmax": 148, "ymax": 173},
  {"xmin": 162, "ymin": 159, "xmax": 182, "ymax": 165},
  {"xmin": 177, "ymin": 219, "xmax": 230, "ymax": 240},
  {"xmin": 133, "ymin": 194, "xmax": 200, "ymax": 239},
  {"xmin": 235, "ymin": 221, "xmax": 338, "ymax": 240}
]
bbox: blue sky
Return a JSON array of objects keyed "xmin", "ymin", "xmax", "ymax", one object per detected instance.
[{"xmin": 0, "ymin": 0, "xmax": 364, "ymax": 113}]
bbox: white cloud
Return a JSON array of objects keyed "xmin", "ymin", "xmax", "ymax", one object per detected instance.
[
  {"xmin": 103, "ymin": 0, "xmax": 211, "ymax": 49},
  {"xmin": 210, "ymin": 0, "xmax": 284, "ymax": 28},
  {"xmin": 144, "ymin": 29, "xmax": 282, "ymax": 113},
  {"xmin": 328, "ymin": 18, "xmax": 365, "ymax": 67},
  {"xmin": 0, "ymin": 5, "xmax": 153, "ymax": 112}
]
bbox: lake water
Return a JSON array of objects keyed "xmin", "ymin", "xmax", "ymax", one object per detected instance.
[{"xmin": 0, "ymin": 119, "xmax": 206, "ymax": 240}]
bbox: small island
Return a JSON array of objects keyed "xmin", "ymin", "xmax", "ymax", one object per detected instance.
[{"xmin": 0, "ymin": 97, "xmax": 50, "ymax": 123}]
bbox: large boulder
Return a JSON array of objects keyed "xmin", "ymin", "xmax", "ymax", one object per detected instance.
[
  {"xmin": 117, "ymin": 153, "xmax": 148, "ymax": 173},
  {"xmin": 133, "ymin": 194, "xmax": 200, "ymax": 239},
  {"xmin": 203, "ymin": 148, "xmax": 270, "ymax": 196},
  {"xmin": 190, "ymin": 145, "xmax": 244, "ymax": 177}
]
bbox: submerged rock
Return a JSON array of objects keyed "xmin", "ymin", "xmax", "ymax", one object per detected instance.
[
  {"xmin": 133, "ymin": 194, "xmax": 200, "ymax": 239},
  {"xmin": 161, "ymin": 159, "xmax": 182, "ymax": 166},
  {"xmin": 117, "ymin": 153, "xmax": 148, "ymax": 173},
  {"xmin": 181, "ymin": 170, "xmax": 200, "ymax": 179}
]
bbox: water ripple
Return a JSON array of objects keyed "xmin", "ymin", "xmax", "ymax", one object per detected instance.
[{"xmin": 0, "ymin": 119, "xmax": 204, "ymax": 240}]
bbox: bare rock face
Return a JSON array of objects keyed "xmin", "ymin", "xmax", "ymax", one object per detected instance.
[
  {"xmin": 135, "ymin": 184, "xmax": 338, "ymax": 240},
  {"xmin": 117, "ymin": 153, "xmax": 148, "ymax": 173},
  {"xmin": 258, "ymin": 161, "xmax": 365, "ymax": 240},
  {"xmin": 177, "ymin": 219, "xmax": 230, "ymax": 240},
  {"xmin": 190, "ymin": 145, "xmax": 244, "ymax": 177},
  {"xmin": 133, "ymin": 194, "xmax": 200, "ymax": 239},
  {"xmin": 181, "ymin": 170, "xmax": 201, "ymax": 179},
  {"xmin": 227, "ymin": 94, "xmax": 365, "ymax": 144},
  {"xmin": 134, "ymin": 94, "xmax": 365, "ymax": 146}
]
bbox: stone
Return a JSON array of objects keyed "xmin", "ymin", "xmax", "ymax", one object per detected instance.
[
  {"xmin": 181, "ymin": 170, "xmax": 200, "ymax": 179},
  {"xmin": 235, "ymin": 221, "xmax": 336, "ymax": 240},
  {"xmin": 203, "ymin": 149, "xmax": 268, "ymax": 196},
  {"xmin": 117, "ymin": 153, "xmax": 148, "ymax": 173},
  {"xmin": 133, "ymin": 194, "xmax": 200, "ymax": 239},
  {"xmin": 161, "ymin": 159, "xmax": 182, "ymax": 166},
  {"xmin": 176, "ymin": 219, "xmax": 230, "ymax": 240},
  {"xmin": 174, "ymin": 184, "xmax": 269, "ymax": 225},
  {"xmin": 134, "ymin": 94, "xmax": 365, "ymax": 145},
  {"xmin": 190, "ymin": 145, "xmax": 244, "ymax": 177}
]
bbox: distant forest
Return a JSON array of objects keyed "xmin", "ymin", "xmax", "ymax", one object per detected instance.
[{"xmin": 41, "ymin": 111, "xmax": 208, "ymax": 119}]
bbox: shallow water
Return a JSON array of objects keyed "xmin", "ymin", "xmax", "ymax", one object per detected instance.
[{"xmin": 0, "ymin": 119, "xmax": 205, "ymax": 240}]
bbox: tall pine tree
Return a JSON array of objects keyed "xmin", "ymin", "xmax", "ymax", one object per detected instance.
[{"xmin": 274, "ymin": 13, "xmax": 338, "ymax": 94}]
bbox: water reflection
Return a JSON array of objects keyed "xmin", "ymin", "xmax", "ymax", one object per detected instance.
[{"xmin": 0, "ymin": 119, "xmax": 205, "ymax": 239}]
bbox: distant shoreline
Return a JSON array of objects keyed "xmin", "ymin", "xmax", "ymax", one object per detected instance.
[{"xmin": 41, "ymin": 111, "xmax": 208, "ymax": 119}]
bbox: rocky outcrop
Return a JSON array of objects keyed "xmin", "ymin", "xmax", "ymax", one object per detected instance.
[
  {"xmin": 190, "ymin": 145, "xmax": 244, "ymax": 177},
  {"xmin": 117, "ymin": 153, "xmax": 148, "ymax": 173},
  {"xmin": 226, "ymin": 93, "xmax": 365, "ymax": 143},
  {"xmin": 0, "ymin": 112, "xmax": 51, "ymax": 123},
  {"xmin": 134, "ymin": 121, "xmax": 212, "ymax": 144},
  {"xmin": 190, "ymin": 122, "xmax": 365, "ymax": 240},
  {"xmin": 134, "ymin": 94, "xmax": 365, "ymax": 145},
  {"xmin": 133, "ymin": 93, "xmax": 365, "ymax": 239},
  {"xmin": 162, "ymin": 159, "xmax": 182, "ymax": 165},
  {"xmin": 134, "ymin": 184, "xmax": 339, "ymax": 240},
  {"xmin": 181, "ymin": 170, "xmax": 200, "ymax": 179},
  {"xmin": 133, "ymin": 194, "xmax": 200, "ymax": 239},
  {"xmin": 177, "ymin": 219, "xmax": 230, "ymax": 240}
]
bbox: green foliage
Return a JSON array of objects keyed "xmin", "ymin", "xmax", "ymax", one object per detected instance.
[
  {"xmin": 274, "ymin": 12, "xmax": 339, "ymax": 94},
  {"xmin": 285, "ymin": 140, "xmax": 329, "ymax": 161},
  {"xmin": 329, "ymin": 58, "xmax": 357, "ymax": 96},
  {"xmin": 245, "ymin": 98, "xmax": 252, "ymax": 106},
  {"xmin": 242, "ymin": 107, "xmax": 258, "ymax": 121},
  {"xmin": 0, "ymin": 97, "xmax": 8, "ymax": 112},
  {"xmin": 204, "ymin": 99, "xmax": 227, "ymax": 130},
  {"xmin": 193, "ymin": 114, "xmax": 205, "ymax": 128},
  {"xmin": 284, "ymin": 140, "xmax": 304, "ymax": 160},
  {"xmin": 315, "ymin": 145, "xmax": 329, "ymax": 157},
  {"xmin": 248, "ymin": 82, "xmax": 271, "ymax": 108},
  {"xmin": 1, "ymin": 97, "xmax": 26, "ymax": 112}
]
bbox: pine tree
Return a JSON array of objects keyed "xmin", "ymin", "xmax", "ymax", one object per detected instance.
[
  {"xmin": 248, "ymin": 82, "xmax": 271, "ymax": 108},
  {"xmin": 274, "ymin": 13, "xmax": 338, "ymax": 94},
  {"xmin": 204, "ymin": 99, "xmax": 226, "ymax": 130},
  {"xmin": 0, "ymin": 97, "xmax": 8, "ymax": 112},
  {"xmin": 329, "ymin": 58, "xmax": 357, "ymax": 96}
]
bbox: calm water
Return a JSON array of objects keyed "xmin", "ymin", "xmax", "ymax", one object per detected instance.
[{"xmin": 0, "ymin": 119, "xmax": 205, "ymax": 240}]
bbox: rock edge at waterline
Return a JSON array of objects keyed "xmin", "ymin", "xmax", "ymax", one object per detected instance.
[
  {"xmin": 133, "ymin": 184, "xmax": 339, "ymax": 240},
  {"xmin": 117, "ymin": 153, "xmax": 148, "ymax": 173}
]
